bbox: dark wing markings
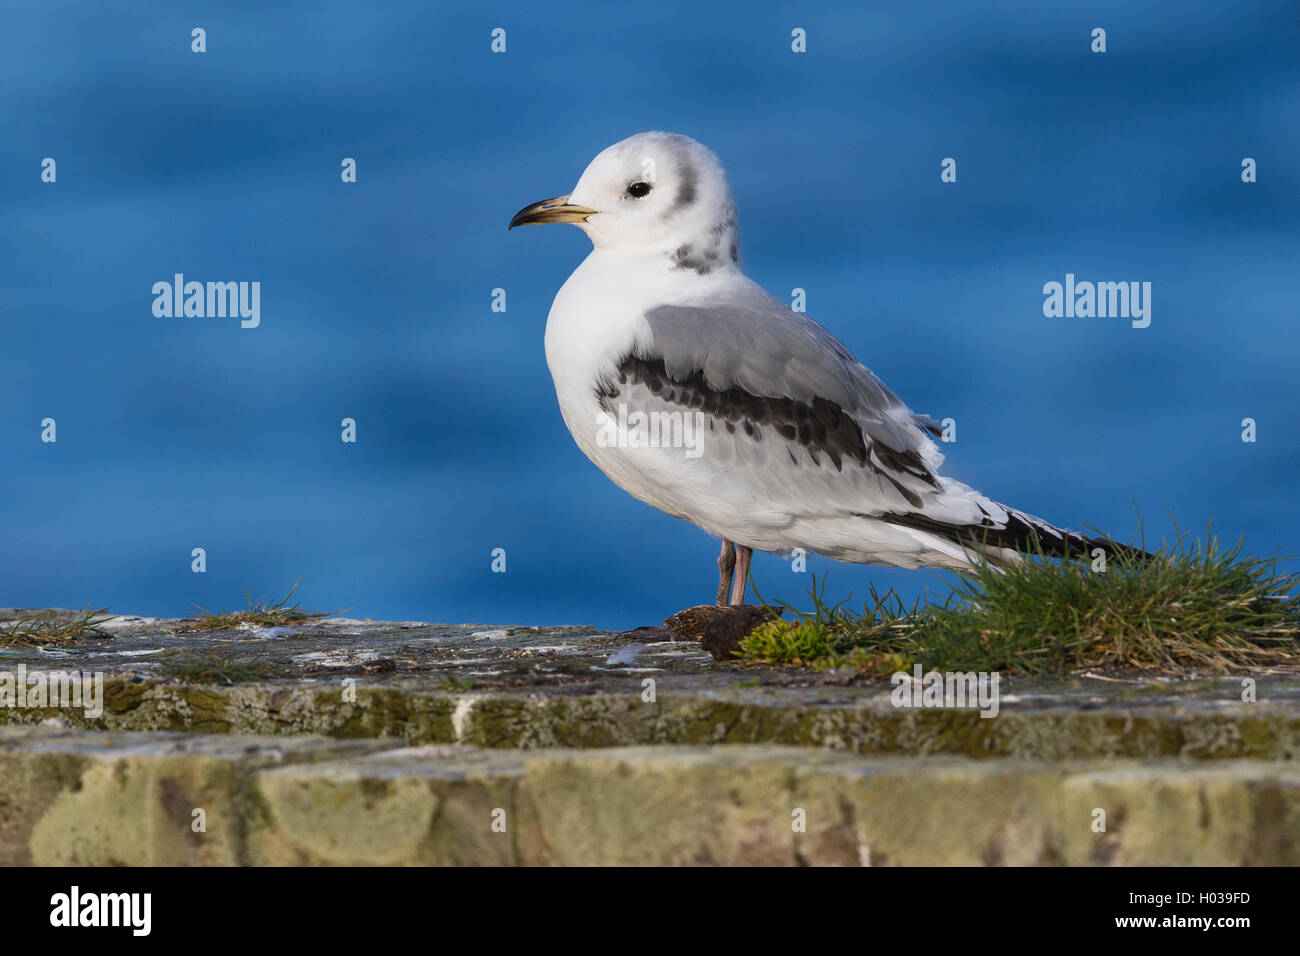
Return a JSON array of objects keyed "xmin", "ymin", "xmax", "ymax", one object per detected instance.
[{"xmin": 595, "ymin": 353, "xmax": 939, "ymax": 508}]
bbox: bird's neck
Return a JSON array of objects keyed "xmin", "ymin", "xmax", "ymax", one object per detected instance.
[{"xmin": 657, "ymin": 201, "xmax": 739, "ymax": 278}]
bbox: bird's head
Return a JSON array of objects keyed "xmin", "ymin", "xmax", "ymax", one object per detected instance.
[{"xmin": 510, "ymin": 131, "xmax": 739, "ymax": 268}]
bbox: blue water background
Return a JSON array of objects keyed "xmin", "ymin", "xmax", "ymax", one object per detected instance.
[{"xmin": 2, "ymin": 1, "xmax": 1296, "ymax": 628}]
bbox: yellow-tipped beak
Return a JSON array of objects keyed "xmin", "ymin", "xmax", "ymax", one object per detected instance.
[{"xmin": 508, "ymin": 195, "xmax": 598, "ymax": 229}]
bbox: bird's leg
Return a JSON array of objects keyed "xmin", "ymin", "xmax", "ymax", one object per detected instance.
[
  {"xmin": 716, "ymin": 540, "xmax": 736, "ymax": 607},
  {"xmin": 729, "ymin": 545, "xmax": 753, "ymax": 606}
]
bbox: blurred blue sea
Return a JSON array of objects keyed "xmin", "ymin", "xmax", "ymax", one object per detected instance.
[{"xmin": 2, "ymin": 1, "xmax": 1297, "ymax": 629}]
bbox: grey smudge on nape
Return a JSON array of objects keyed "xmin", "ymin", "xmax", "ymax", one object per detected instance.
[{"xmin": 669, "ymin": 204, "xmax": 738, "ymax": 276}]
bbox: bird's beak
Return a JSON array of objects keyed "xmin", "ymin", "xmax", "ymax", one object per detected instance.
[{"xmin": 508, "ymin": 195, "xmax": 598, "ymax": 229}]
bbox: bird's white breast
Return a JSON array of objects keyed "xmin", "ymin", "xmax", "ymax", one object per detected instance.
[
  {"xmin": 542, "ymin": 251, "xmax": 749, "ymax": 531},
  {"xmin": 544, "ymin": 250, "xmax": 713, "ymax": 445}
]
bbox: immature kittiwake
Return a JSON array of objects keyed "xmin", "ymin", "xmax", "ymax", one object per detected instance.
[{"xmin": 510, "ymin": 131, "xmax": 1129, "ymax": 607}]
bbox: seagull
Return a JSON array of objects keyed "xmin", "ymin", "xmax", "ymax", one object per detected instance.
[{"xmin": 511, "ymin": 131, "xmax": 1128, "ymax": 607}]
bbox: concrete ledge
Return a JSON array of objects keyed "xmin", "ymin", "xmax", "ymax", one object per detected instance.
[
  {"xmin": 5, "ymin": 679, "xmax": 1298, "ymax": 760},
  {"xmin": 2, "ymin": 611, "xmax": 1297, "ymax": 760},
  {"xmin": 3, "ymin": 728, "xmax": 1297, "ymax": 866}
]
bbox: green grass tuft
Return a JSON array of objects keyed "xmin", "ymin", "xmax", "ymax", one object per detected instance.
[
  {"xmin": 739, "ymin": 618, "xmax": 834, "ymax": 665},
  {"xmin": 744, "ymin": 524, "xmax": 1300, "ymax": 677}
]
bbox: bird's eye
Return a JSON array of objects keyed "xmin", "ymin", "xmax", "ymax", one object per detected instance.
[{"xmin": 626, "ymin": 181, "xmax": 652, "ymax": 198}]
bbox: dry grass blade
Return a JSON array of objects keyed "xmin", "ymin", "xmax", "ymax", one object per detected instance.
[
  {"xmin": 180, "ymin": 578, "xmax": 336, "ymax": 632},
  {"xmin": 0, "ymin": 607, "xmax": 115, "ymax": 647},
  {"xmin": 162, "ymin": 652, "xmax": 276, "ymax": 684}
]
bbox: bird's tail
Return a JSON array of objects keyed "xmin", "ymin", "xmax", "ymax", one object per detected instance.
[
  {"xmin": 975, "ymin": 506, "xmax": 1156, "ymax": 566},
  {"xmin": 879, "ymin": 503, "xmax": 1156, "ymax": 568}
]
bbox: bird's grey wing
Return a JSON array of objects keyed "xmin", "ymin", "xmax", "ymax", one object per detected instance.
[{"xmin": 620, "ymin": 287, "xmax": 948, "ymax": 513}]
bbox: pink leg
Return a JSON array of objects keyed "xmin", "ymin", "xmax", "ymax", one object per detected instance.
[
  {"xmin": 729, "ymin": 545, "xmax": 753, "ymax": 606},
  {"xmin": 716, "ymin": 540, "xmax": 736, "ymax": 607}
]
